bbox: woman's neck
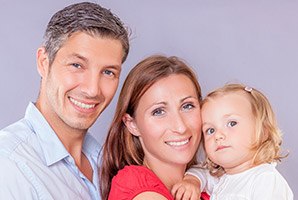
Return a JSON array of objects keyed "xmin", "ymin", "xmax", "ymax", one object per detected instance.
[{"xmin": 144, "ymin": 159, "xmax": 186, "ymax": 190}]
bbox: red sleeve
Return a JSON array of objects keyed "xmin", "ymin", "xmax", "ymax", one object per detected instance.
[
  {"xmin": 200, "ymin": 192, "xmax": 210, "ymax": 200},
  {"xmin": 108, "ymin": 165, "xmax": 174, "ymax": 200}
]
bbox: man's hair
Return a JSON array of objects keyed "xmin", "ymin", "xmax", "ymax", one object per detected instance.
[{"xmin": 43, "ymin": 2, "xmax": 129, "ymax": 65}]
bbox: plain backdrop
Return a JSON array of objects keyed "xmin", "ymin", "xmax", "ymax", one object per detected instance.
[{"xmin": 1, "ymin": 0, "xmax": 297, "ymax": 196}]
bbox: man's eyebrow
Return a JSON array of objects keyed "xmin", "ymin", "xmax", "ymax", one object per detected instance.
[
  {"xmin": 68, "ymin": 53, "xmax": 122, "ymax": 69},
  {"xmin": 69, "ymin": 53, "xmax": 88, "ymax": 62},
  {"xmin": 105, "ymin": 65, "xmax": 121, "ymax": 70}
]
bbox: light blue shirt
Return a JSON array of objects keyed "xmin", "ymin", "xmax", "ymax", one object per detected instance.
[{"xmin": 0, "ymin": 102, "xmax": 101, "ymax": 200}]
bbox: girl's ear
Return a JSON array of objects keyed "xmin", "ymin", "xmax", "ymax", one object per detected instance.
[
  {"xmin": 36, "ymin": 47, "xmax": 50, "ymax": 78},
  {"xmin": 122, "ymin": 114, "xmax": 141, "ymax": 137}
]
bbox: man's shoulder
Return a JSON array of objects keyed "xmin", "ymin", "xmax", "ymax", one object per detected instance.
[{"xmin": 0, "ymin": 119, "xmax": 34, "ymax": 156}]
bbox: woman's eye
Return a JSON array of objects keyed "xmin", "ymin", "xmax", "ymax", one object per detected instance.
[
  {"xmin": 152, "ymin": 108, "xmax": 165, "ymax": 116},
  {"xmin": 71, "ymin": 63, "xmax": 81, "ymax": 68},
  {"xmin": 182, "ymin": 103, "xmax": 195, "ymax": 111},
  {"xmin": 205, "ymin": 128, "xmax": 215, "ymax": 135},
  {"xmin": 227, "ymin": 121, "xmax": 237, "ymax": 127}
]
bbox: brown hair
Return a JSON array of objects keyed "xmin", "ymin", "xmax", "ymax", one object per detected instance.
[
  {"xmin": 202, "ymin": 83, "xmax": 285, "ymax": 177},
  {"xmin": 100, "ymin": 55, "xmax": 202, "ymax": 199}
]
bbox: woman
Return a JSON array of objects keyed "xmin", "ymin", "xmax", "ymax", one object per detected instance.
[{"xmin": 100, "ymin": 55, "xmax": 204, "ymax": 200}]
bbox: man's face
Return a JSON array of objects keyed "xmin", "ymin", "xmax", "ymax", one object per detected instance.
[{"xmin": 37, "ymin": 32, "xmax": 123, "ymax": 134}]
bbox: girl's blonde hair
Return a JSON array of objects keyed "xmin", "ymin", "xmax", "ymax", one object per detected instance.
[{"xmin": 202, "ymin": 83, "xmax": 285, "ymax": 177}]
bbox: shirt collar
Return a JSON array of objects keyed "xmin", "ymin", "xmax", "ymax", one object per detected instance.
[
  {"xmin": 24, "ymin": 102, "xmax": 101, "ymax": 166},
  {"xmin": 24, "ymin": 102, "xmax": 70, "ymax": 166},
  {"xmin": 83, "ymin": 134, "xmax": 101, "ymax": 160}
]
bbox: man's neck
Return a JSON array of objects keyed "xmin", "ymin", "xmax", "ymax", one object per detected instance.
[{"xmin": 35, "ymin": 99, "xmax": 93, "ymax": 181}]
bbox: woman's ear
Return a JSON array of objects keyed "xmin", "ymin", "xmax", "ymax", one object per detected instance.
[
  {"xmin": 122, "ymin": 114, "xmax": 141, "ymax": 137},
  {"xmin": 36, "ymin": 46, "xmax": 50, "ymax": 78}
]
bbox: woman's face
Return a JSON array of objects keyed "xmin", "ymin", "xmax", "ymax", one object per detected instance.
[{"xmin": 128, "ymin": 74, "xmax": 201, "ymax": 168}]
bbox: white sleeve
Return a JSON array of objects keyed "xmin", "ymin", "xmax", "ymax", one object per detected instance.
[
  {"xmin": 185, "ymin": 166, "xmax": 218, "ymax": 194},
  {"xmin": 251, "ymin": 170, "xmax": 294, "ymax": 200},
  {"xmin": 0, "ymin": 156, "xmax": 38, "ymax": 200}
]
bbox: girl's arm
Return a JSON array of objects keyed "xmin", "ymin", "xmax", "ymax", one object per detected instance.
[
  {"xmin": 171, "ymin": 174, "xmax": 202, "ymax": 200},
  {"xmin": 172, "ymin": 166, "xmax": 216, "ymax": 200}
]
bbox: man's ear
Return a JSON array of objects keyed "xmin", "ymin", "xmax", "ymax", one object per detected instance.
[
  {"xmin": 122, "ymin": 114, "xmax": 141, "ymax": 137},
  {"xmin": 36, "ymin": 47, "xmax": 50, "ymax": 78}
]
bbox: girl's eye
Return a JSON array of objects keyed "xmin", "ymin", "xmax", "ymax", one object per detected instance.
[
  {"xmin": 182, "ymin": 103, "xmax": 195, "ymax": 110},
  {"xmin": 152, "ymin": 108, "xmax": 165, "ymax": 116},
  {"xmin": 205, "ymin": 128, "xmax": 215, "ymax": 135},
  {"xmin": 72, "ymin": 63, "xmax": 81, "ymax": 68},
  {"xmin": 227, "ymin": 121, "xmax": 237, "ymax": 127}
]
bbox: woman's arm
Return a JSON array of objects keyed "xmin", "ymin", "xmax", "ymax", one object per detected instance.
[{"xmin": 133, "ymin": 191, "xmax": 168, "ymax": 200}]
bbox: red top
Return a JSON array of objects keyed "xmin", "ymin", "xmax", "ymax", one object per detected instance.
[
  {"xmin": 108, "ymin": 165, "xmax": 174, "ymax": 200},
  {"xmin": 201, "ymin": 192, "xmax": 210, "ymax": 200},
  {"xmin": 108, "ymin": 165, "xmax": 210, "ymax": 200}
]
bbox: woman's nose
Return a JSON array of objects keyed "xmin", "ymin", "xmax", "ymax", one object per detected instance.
[{"xmin": 170, "ymin": 113, "xmax": 187, "ymax": 134}]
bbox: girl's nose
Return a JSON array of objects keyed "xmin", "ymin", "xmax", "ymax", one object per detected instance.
[{"xmin": 215, "ymin": 129, "xmax": 225, "ymax": 141}]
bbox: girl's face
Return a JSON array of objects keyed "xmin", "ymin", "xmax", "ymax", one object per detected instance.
[
  {"xmin": 202, "ymin": 92, "xmax": 256, "ymax": 174},
  {"xmin": 126, "ymin": 74, "xmax": 201, "ymax": 168}
]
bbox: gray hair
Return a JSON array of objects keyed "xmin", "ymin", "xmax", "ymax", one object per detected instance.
[{"xmin": 43, "ymin": 2, "xmax": 129, "ymax": 65}]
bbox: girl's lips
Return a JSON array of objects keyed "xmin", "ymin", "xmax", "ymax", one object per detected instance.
[{"xmin": 216, "ymin": 145, "xmax": 230, "ymax": 151}]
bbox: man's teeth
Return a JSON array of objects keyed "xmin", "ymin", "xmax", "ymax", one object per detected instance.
[
  {"xmin": 166, "ymin": 139, "xmax": 189, "ymax": 146},
  {"xmin": 69, "ymin": 98, "xmax": 95, "ymax": 109}
]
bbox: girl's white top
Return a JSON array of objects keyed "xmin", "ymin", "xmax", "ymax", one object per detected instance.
[{"xmin": 187, "ymin": 163, "xmax": 293, "ymax": 200}]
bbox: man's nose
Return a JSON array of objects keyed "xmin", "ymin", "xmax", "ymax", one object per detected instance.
[{"xmin": 81, "ymin": 73, "xmax": 101, "ymax": 98}]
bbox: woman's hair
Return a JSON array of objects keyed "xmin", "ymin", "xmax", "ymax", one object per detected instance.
[
  {"xmin": 202, "ymin": 83, "xmax": 285, "ymax": 177},
  {"xmin": 100, "ymin": 55, "xmax": 202, "ymax": 199}
]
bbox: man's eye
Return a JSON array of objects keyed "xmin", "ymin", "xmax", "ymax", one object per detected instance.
[
  {"xmin": 227, "ymin": 121, "xmax": 237, "ymax": 127},
  {"xmin": 103, "ymin": 70, "xmax": 115, "ymax": 76},
  {"xmin": 72, "ymin": 63, "xmax": 81, "ymax": 68}
]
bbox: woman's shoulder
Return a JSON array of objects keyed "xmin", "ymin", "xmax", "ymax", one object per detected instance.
[
  {"xmin": 111, "ymin": 165, "xmax": 165, "ymax": 189},
  {"xmin": 109, "ymin": 165, "xmax": 173, "ymax": 200},
  {"xmin": 117, "ymin": 165, "xmax": 152, "ymax": 176}
]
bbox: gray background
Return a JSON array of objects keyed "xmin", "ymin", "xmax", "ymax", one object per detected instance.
[{"xmin": 1, "ymin": 0, "xmax": 297, "ymax": 196}]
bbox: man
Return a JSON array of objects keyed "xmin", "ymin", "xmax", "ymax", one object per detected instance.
[{"xmin": 0, "ymin": 2, "xmax": 129, "ymax": 200}]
